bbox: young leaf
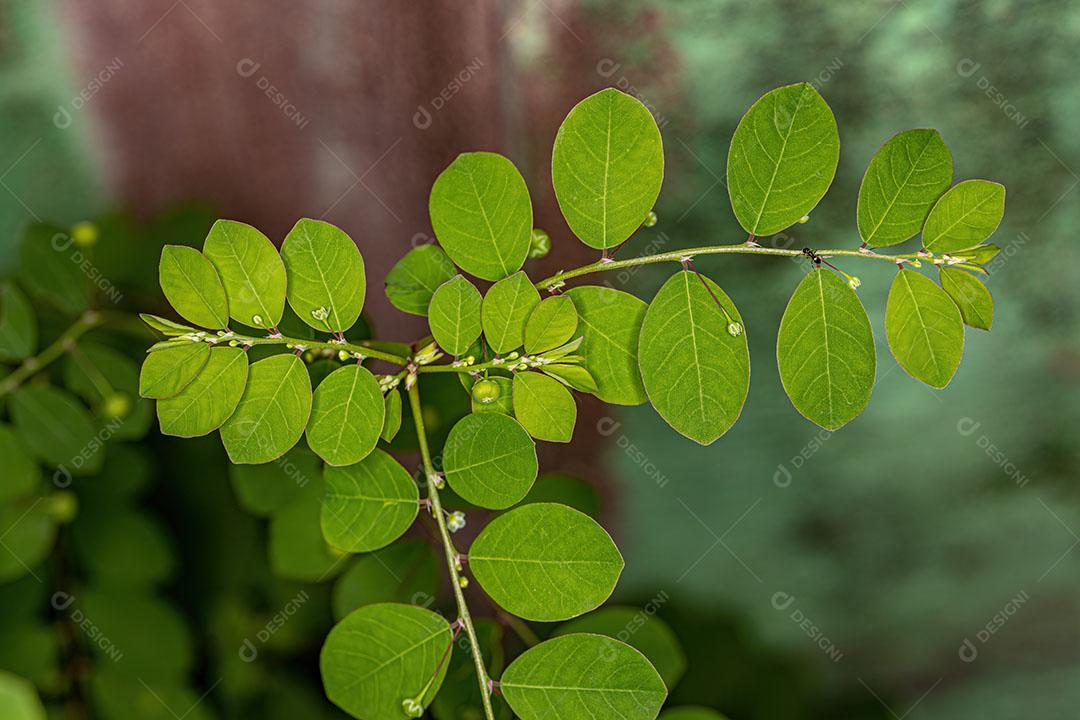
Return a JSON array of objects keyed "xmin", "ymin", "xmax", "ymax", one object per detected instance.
[
  {"xmin": 306, "ymin": 364, "xmax": 384, "ymax": 466},
  {"xmin": 429, "ymin": 152, "xmax": 532, "ymax": 281},
  {"xmin": 428, "ymin": 275, "xmax": 483, "ymax": 357},
  {"xmin": 512, "ymin": 372, "xmax": 577, "ymax": 443},
  {"xmin": 481, "ymin": 271, "xmax": 540, "ymax": 354},
  {"xmin": 158, "ymin": 245, "xmax": 229, "ymax": 329},
  {"xmin": 381, "ymin": 388, "xmax": 403, "ymax": 442},
  {"xmin": 10, "ymin": 385, "xmax": 105, "ymax": 475},
  {"xmin": 555, "ymin": 606, "xmax": 687, "ymax": 689},
  {"xmin": 321, "ymin": 449, "xmax": 419, "ymax": 553},
  {"xmin": 565, "ymin": 286, "xmax": 647, "ymax": 404},
  {"xmin": 940, "ymin": 266, "xmax": 993, "ymax": 330},
  {"xmin": 638, "ymin": 271, "xmax": 749, "ymax": 445},
  {"xmin": 280, "ymin": 218, "xmax": 366, "ymax": 332},
  {"xmin": 321, "ymin": 603, "xmax": 452, "ymax": 720},
  {"xmin": 331, "ymin": 540, "xmax": 440, "ymax": 621},
  {"xmin": 138, "ymin": 342, "xmax": 211, "ymax": 400},
  {"xmin": 950, "ymin": 244, "xmax": 1000, "ymax": 265},
  {"xmin": 18, "ymin": 223, "xmax": 89, "ymax": 315},
  {"xmin": 230, "ymin": 445, "xmax": 317, "ymax": 516},
  {"xmin": 157, "ymin": 346, "xmax": 248, "ymax": 438},
  {"xmin": 471, "ymin": 376, "xmax": 514, "ymax": 415},
  {"xmin": 470, "ymin": 503, "xmax": 623, "ymax": 621},
  {"xmin": 139, "ymin": 313, "xmax": 195, "ymax": 337},
  {"xmin": 0, "ymin": 282, "xmax": 37, "ymax": 362},
  {"xmin": 221, "ymin": 354, "xmax": 312, "ymax": 464},
  {"xmin": 885, "ymin": 269, "xmax": 964, "ymax": 388},
  {"xmin": 524, "ymin": 296, "xmax": 578, "ymax": 354},
  {"xmin": 776, "ymin": 269, "xmax": 876, "ymax": 430},
  {"xmin": 443, "ymin": 412, "xmax": 537, "ymax": 510},
  {"xmin": 727, "ymin": 83, "xmax": 840, "ymax": 236},
  {"xmin": 202, "ymin": 219, "xmax": 287, "ymax": 329},
  {"xmin": 0, "ymin": 425, "xmax": 39, "ymax": 503},
  {"xmin": 500, "ymin": 633, "xmax": 667, "ymax": 720},
  {"xmin": 922, "ymin": 180, "xmax": 1006, "ymax": 253},
  {"xmin": 551, "ymin": 88, "xmax": 664, "ymax": 250},
  {"xmin": 541, "ymin": 363, "xmax": 598, "ymax": 393},
  {"xmin": 384, "ymin": 245, "xmax": 456, "ymax": 316},
  {"xmin": 857, "ymin": 129, "xmax": 953, "ymax": 247}
]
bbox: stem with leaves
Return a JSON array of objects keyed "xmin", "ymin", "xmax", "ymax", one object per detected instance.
[
  {"xmin": 406, "ymin": 383, "xmax": 496, "ymax": 720},
  {"xmin": 0, "ymin": 310, "xmax": 108, "ymax": 398}
]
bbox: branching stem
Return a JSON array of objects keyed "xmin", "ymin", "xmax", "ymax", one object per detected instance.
[
  {"xmin": 229, "ymin": 332, "xmax": 408, "ymax": 365},
  {"xmin": 0, "ymin": 310, "xmax": 109, "ymax": 398}
]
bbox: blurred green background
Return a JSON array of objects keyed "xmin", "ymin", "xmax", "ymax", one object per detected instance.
[{"xmin": 1, "ymin": 1, "xmax": 1077, "ymax": 718}]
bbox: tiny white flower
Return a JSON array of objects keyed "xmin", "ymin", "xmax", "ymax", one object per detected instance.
[{"xmin": 447, "ymin": 511, "xmax": 466, "ymax": 533}]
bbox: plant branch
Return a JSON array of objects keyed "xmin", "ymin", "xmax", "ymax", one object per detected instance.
[
  {"xmin": 533, "ymin": 242, "xmax": 921, "ymax": 290},
  {"xmin": 228, "ymin": 331, "xmax": 408, "ymax": 365},
  {"xmin": 407, "ymin": 383, "xmax": 496, "ymax": 720},
  {"xmin": 0, "ymin": 310, "xmax": 109, "ymax": 398}
]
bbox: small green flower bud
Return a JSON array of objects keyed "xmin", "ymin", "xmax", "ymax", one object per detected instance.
[
  {"xmin": 71, "ymin": 221, "xmax": 99, "ymax": 248},
  {"xmin": 798, "ymin": 214, "xmax": 810, "ymax": 224},
  {"xmin": 643, "ymin": 210, "xmax": 658, "ymax": 228},
  {"xmin": 528, "ymin": 228, "xmax": 551, "ymax": 259},
  {"xmin": 727, "ymin": 322, "xmax": 743, "ymax": 337},
  {"xmin": 458, "ymin": 576, "xmax": 470, "ymax": 589},
  {"xmin": 102, "ymin": 392, "xmax": 132, "ymax": 419},
  {"xmin": 402, "ymin": 698, "xmax": 424, "ymax": 718},
  {"xmin": 471, "ymin": 379, "xmax": 501, "ymax": 405},
  {"xmin": 848, "ymin": 276, "xmax": 861, "ymax": 290},
  {"xmin": 45, "ymin": 492, "xmax": 78, "ymax": 523}
]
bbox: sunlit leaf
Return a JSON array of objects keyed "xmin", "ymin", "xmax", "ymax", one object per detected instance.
[
  {"xmin": 776, "ymin": 269, "xmax": 875, "ymax": 430},
  {"xmin": 202, "ymin": 219, "xmax": 286, "ymax": 329},
  {"xmin": 0, "ymin": 670, "xmax": 47, "ymax": 720},
  {"xmin": 727, "ymin": 83, "xmax": 839, "ymax": 236},
  {"xmin": 470, "ymin": 503, "xmax": 623, "ymax": 621},
  {"xmin": 158, "ymin": 245, "xmax": 229, "ymax": 329},
  {"xmin": 500, "ymin": 633, "xmax": 666, "ymax": 720},
  {"xmin": 541, "ymin": 363, "xmax": 598, "ymax": 393},
  {"xmin": 556, "ymin": 606, "xmax": 687, "ymax": 688},
  {"xmin": 524, "ymin": 296, "xmax": 578, "ymax": 354},
  {"xmin": 950, "ymin": 244, "xmax": 1000, "ymax": 265},
  {"xmin": 885, "ymin": 269, "xmax": 964, "ymax": 388},
  {"xmin": 157, "ymin": 346, "xmax": 248, "ymax": 437},
  {"xmin": 429, "ymin": 275, "xmax": 483, "ymax": 357},
  {"xmin": 321, "ymin": 449, "xmax": 418, "ymax": 553},
  {"xmin": 139, "ymin": 342, "xmax": 210, "ymax": 399},
  {"xmin": 566, "ymin": 286, "xmax": 647, "ymax": 404},
  {"xmin": 444, "ymin": 412, "xmax": 537, "ymax": 509},
  {"xmin": 429, "ymin": 152, "xmax": 532, "ymax": 281},
  {"xmin": 513, "ymin": 372, "xmax": 577, "ymax": 443},
  {"xmin": 331, "ymin": 540, "xmax": 440, "ymax": 621},
  {"xmin": 0, "ymin": 282, "xmax": 37, "ymax": 361},
  {"xmin": 306, "ymin": 364, "xmax": 383, "ymax": 466},
  {"xmin": 222, "ymin": 354, "xmax": 312, "ymax": 464},
  {"xmin": 940, "ymin": 266, "xmax": 993, "ymax": 330},
  {"xmin": 10, "ymin": 385, "xmax": 104, "ymax": 475},
  {"xmin": 139, "ymin": 313, "xmax": 195, "ymax": 337},
  {"xmin": 922, "ymin": 180, "xmax": 1006, "ymax": 253},
  {"xmin": 638, "ymin": 271, "xmax": 749, "ymax": 444},
  {"xmin": 482, "ymin": 271, "xmax": 540, "ymax": 354},
  {"xmin": 384, "ymin": 245, "xmax": 457, "ymax": 316},
  {"xmin": 281, "ymin": 218, "xmax": 366, "ymax": 332}
]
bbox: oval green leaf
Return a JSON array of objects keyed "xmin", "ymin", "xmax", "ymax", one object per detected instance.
[
  {"xmin": 157, "ymin": 346, "xmax": 248, "ymax": 438},
  {"xmin": 541, "ymin": 364, "xmax": 598, "ymax": 393},
  {"xmin": 922, "ymin": 180, "xmax": 1005, "ymax": 253},
  {"xmin": 481, "ymin": 271, "xmax": 540, "ymax": 354},
  {"xmin": 565, "ymin": 286, "xmax": 647, "ymax": 405},
  {"xmin": 321, "ymin": 449, "xmax": 418, "ymax": 553},
  {"xmin": 524, "ymin": 296, "xmax": 578, "ymax": 354},
  {"xmin": 857, "ymin": 129, "xmax": 953, "ymax": 247},
  {"xmin": 429, "ymin": 152, "xmax": 532, "ymax": 281},
  {"xmin": 776, "ymin": 269, "xmax": 876, "ymax": 430},
  {"xmin": 470, "ymin": 503, "xmax": 623, "ymax": 621},
  {"xmin": 384, "ymin": 244, "xmax": 457, "ymax": 316},
  {"xmin": 0, "ymin": 282, "xmax": 37, "ymax": 362},
  {"xmin": 429, "ymin": 275, "xmax": 483, "ymax": 357},
  {"xmin": 940, "ymin": 266, "xmax": 993, "ymax": 330},
  {"xmin": 158, "ymin": 245, "xmax": 229, "ymax": 329},
  {"xmin": 202, "ymin": 219, "xmax": 286, "ymax": 329},
  {"xmin": 139, "ymin": 342, "xmax": 211, "ymax": 399},
  {"xmin": 280, "ymin": 218, "xmax": 366, "ymax": 332},
  {"xmin": 727, "ymin": 82, "xmax": 839, "ymax": 237},
  {"xmin": 10, "ymin": 385, "xmax": 104, "ymax": 475},
  {"xmin": 443, "ymin": 412, "xmax": 537, "ymax": 510},
  {"xmin": 221, "ymin": 354, "xmax": 312, "ymax": 464},
  {"xmin": 381, "ymin": 388, "xmax": 403, "ymax": 442},
  {"xmin": 638, "ymin": 271, "xmax": 749, "ymax": 445},
  {"xmin": 0, "ymin": 425, "xmax": 37, "ymax": 503},
  {"xmin": 501, "ymin": 633, "xmax": 667, "ymax": 720},
  {"xmin": 512, "ymin": 372, "xmax": 577, "ymax": 443},
  {"xmin": 321, "ymin": 603, "xmax": 452, "ymax": 720},
  {"xmin": 885, "ymin": 269, "xmax": 964, "ymax": 388},
  {"xmin": 552, "ymin": 88, "xmax": 664, "ymax": 250},
  {"xmin": 306, "ymin": 364, "xmax": 384, "ymax": 466}
]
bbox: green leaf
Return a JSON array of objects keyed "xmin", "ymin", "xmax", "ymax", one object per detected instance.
[
  {"xmin": 551, "ymin": 88, "xmax": 664, "ymax": 250},
  {"xmin": 202, "ymin": 219, "xmax": 287, "ymax": 329},
  {"xmin": 0, "ymin": 282, "xmax": 37, "ymax": 361},
  {"xmin": 565, "ymin": 286, "xmax": 648, "ymax": 404},
  {"xmin": 950, "ymin": 244, "xmax": 1000, "ymax": 265},
  {"xmin": 857, "ymin": 129, "xmax": 953, "ymax": 247},
  {"xmin": 72, "ymin": 511, "xmax": 174, "ymax": 589},
  {"xmin": 513, "ymin": 372, "xmax": 577, "ymax": 443},
  {"xmin": 139, "ymin": 342, "xmax": 211, "ymax": 399},
  {"xmin": 471, "ymin": 375, "xmax": 514, "ymax": 415},
  {"xmin": 381, "ymin": 388, "xmax": 403, "ymax": 442},
  {"xmin": 63, "ymin": 343, "xmax": 152, "ymax": 441},
  {"xmin": 321, "ymin": 449, "xmax": 418, "ymax": 553},
  {"xmin": 940, "ymin": 266, "xmax": 993, "ymax": 330},
  {"xmin": 885, "ymin": 269, "xmax": 964, "ymax": 388},
  {"xmin": 541, "ymin": 363, "xmax": 598, "ymax": 393},
  {"xmin": 384, "ymin": 245, "xmax": 457, "ymax": 315},
  {"xmin": 556, "ymin": 607, "xmax": 687, "ymax": 689},
  {"xmin": 922, "ymin": 180, "xmax": 1006, "ymax": 253},
  {"xmin": 280, "ymin": 218, "xmax": 366, "ymax": 332},
  {"xmin": 18, "ymin": 223, "xmax": 88, "ymax": 314},
  {"xmin": 727, "ymin": 83, "xmax": 840, "ymax": 236},
  {"xmin": 0, "ymin": 502, "xmax": 56, "ymax": 583},
  {"xmin": 221, "ymin": 354, "xmax": 312, "ymax": 464},
  {"xmin": 229, "ymin": 445, "xmax": 317, "ymax": 516},
  {"xmin": 139, "ymin": 313, "xmax": 195, "ymax": 337},
  {"xmin": 306, "ymin": 364, "xmax": 384, "ymax": 466},
  {"xmin": 321, "ymin": 603, "xmax": 452, "ymax": 720},
  {"xmin": 331, "ymin": 540, "xmax": 440, "ymax": 621},
  {"xmin": 0, "ymin": 670, "xmax": 47, "ymax": 720},
  {"xmin": 158, "ymin": 245, "xmax": 229, "ymax": 329},
  {"xmin": 443, "ymin": 412, "xmax": 537, "ymax": 510},
  {"xmin": 500, "ymin": 633, "xmax": 666, "ymax": 719},
  {"xmin": 77, "ymin": 590, "xmax": 192, "ymax": 682},
  {"xmin": 10, "ymin": 385, "xmax": 104, "ymax": 474},
  {"xmin": 429, "ymin": 152, "xmax": 532, "ymax": 281},
  {"xmin": 269, "ymin": 478, "xmax": 344, "ymax": 581},
  {"xmin": 428, "ymin": 275, "xmax": 483, "ymax": 357},
  {"xmin": 470, "ymin": 503, "xmax": 623, "ymax": 621},
  {"xmin": 638, "ymin": 271, "xmax": 749, "ymax": 444},
  {"xmin": 776, "ymin": 269, "xmax": 876, "ymax": 430},
  {"xmin": 157, "ymin": 346, "xmax": 248, "ymax": 437},
  {"xmin": 524, "ymin": 296, "xmax": 579, "ymax": 354},
  {"xmin": 481, "ymin": 271, "xmax": 540, "ymax": 354},
  {"xmin": 660, "ymin": 709, "xmax": 730, "ymax": 720},
  {"xmin": 0, "ymin": 425, "xmax": 37, "ymax": 503}
]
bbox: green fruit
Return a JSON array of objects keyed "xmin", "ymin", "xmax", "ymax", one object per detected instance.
[
  {"xmin": 102, "ymin": 392, "xmax": 132, "ymax": 419},
  {"xmin": 471, "ymin": 379, "xmax": 502, "ymax": 405},
  {"xmin": 71, "ymin": 221, "xmax": 99, "ymax": 248}
]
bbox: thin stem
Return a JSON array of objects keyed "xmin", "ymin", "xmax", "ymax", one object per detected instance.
[
  {"xmin": 418, "ymin": 358, "xmax": 510, "ymax": 375},
  {"xmin": 534, "ymin": 241, "xmax": 917, "ymax": 290},
  {"xmin": 229, "ymin": 331, "xmax": 408, "ymax": 365},
  {"xmin": 407, "ymin": 383, "xmax": 496, "ymax": 720},
  {"xmin": 0, "ymin": 310, "xmax": 109, "ymax": 398}
]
